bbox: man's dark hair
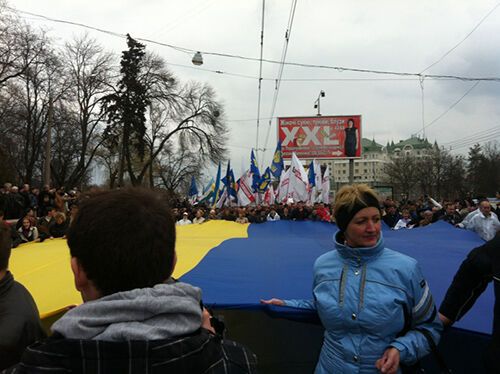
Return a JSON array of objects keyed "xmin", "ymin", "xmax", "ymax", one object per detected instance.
[
  {"xmin": 67, "ymin": 188, "xmax": 176, "ymax": 296},
  {"xmin": 0, "ymin": 223, "xmax": 12, "ymax": 270}
]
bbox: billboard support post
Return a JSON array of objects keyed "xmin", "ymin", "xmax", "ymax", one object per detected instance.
[{"xmin": 348, "ymin": 158, "xmax": 354, "ymax": 184}]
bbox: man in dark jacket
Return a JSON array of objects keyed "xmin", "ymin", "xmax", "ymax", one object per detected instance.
[
  {"xmin": 0, "ymin": 223, "xmax": 46, "ymax": 371},
  {"xmin": 439, "ymin": 232, "xmax": 500, "ymax": 373},
  {"xmin": 5, "ymin": 188, "xmax": 256, "ymax": 373},
  {"xmin": 382, "ymin": 204, "xmax": 401, "ymax": 228},
  {"xmin": 439, "ymin": 202, "xmax": 463, "ymax": 226}
]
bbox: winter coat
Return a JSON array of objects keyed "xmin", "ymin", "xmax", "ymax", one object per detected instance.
[{"xmin": 285, "ymin": 232, "xmax": 442, "ymax": 373}]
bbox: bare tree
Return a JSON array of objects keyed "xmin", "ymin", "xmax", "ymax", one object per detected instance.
[
  {"xmin": 0, "ymin": 26, "xmax": 62, "ymax": 185},
  {"xmin": 56, "ymin": 34, "xmax": 114, "ymax": 188},
  {"xmin": 0, "ymin": 3, "xmax": 48, "ymax": 88},
  {"xmin": 415, "ymin": 146, "xmax": 467, "ymax": 199},
  {"xmin": 384, "ymin": 155, "xmax": 420, "ymax": 199},
  {"xmin": 155, "ymin": 145, "xmax": 202, "ymax": 193}
]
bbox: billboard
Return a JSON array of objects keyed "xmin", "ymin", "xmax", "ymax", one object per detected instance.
[{"xmin": 278, "ymin": 115, "xmax": 362, "ymax": 159}]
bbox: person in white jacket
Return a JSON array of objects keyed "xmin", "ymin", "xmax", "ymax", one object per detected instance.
[
  {"xmin": 266, "ymin": 210, "xmax": 280, "ymax": 222},
  {"xmin": 393, "ymin": 209, "xmax": 413, "ymax": 230},
  {"xmin": 459, "ymin": 200, "xmax": 500, "ymax": 241}
]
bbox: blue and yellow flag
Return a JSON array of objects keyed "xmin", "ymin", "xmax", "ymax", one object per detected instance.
[
  {"xmin": 250, "ymin": 149, "xmax": 261, "ymax": 192},
  {"xmin": 188, "ymin": 176, "xmax": 198, "ymax": 197},
  {"xmin": 222, "ymin": 161, "xmax": 238, "ymax": 199},
  {"xmin": 258, "ymin": 167, "xmax": 271, "ymax": 193},
  {"xmin": 270, "ymin": 141, "xmax": 284, "ymax": 178}
]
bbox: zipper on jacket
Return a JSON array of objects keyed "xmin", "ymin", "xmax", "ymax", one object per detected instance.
[
  {"xmin": 358, "ymin": 264, "xmax": 367, "ymax": 311},
  {"xmin": 339, "ymin": 264, "xmax": 349, "ymax": 307}
]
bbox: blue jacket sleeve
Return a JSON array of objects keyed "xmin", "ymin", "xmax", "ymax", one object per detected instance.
[
  {"xmin": 283, "ymin": 299, "xmax": 316, "ymax": 310},
  {"xmin": 390, "ymin": 263, "xmax": 443, "ymax": 364}
]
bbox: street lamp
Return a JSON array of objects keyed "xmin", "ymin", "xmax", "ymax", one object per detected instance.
[
  {"xmin": 314, "ymin": 90, "xmax": 325, "ymax": 116},
  {"xmin": 192, "ymin": 51, "xmax": 203, "ymax": 66}
]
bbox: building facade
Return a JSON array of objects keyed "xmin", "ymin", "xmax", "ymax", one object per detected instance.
[{"xmin": 310, "ymin": 136, "xmax": 434, "ymax": 198}]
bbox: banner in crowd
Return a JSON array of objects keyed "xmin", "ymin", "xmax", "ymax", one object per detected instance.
[
  {"xmin": 237, "ymin": 170, "xmax": 256, "ymax": 206},
  {"xmin": 289, "ymin": 153, "xmax": 309, "ymax": 202},
  {"xmin": 278, "ymin": 115, "xmax": 362, "ymax": 159},
  {"xmin": 321, "ymin": 165, "xmax": 330, "ymax": 204}
]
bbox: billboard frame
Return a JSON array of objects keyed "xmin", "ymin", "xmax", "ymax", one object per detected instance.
[{"xmin": 276, "ymin": 114, "xmax": 363, "ymax": 161}]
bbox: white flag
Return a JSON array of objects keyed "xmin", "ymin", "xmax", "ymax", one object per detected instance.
[
  {"xmin": 321, "ymin": 165, "xmax": 330, "ymax": 204},
  {"xmin": 314, "ymin": 160, "xmax": 322, "ymax": 197},
  {"xmin": 264, "ymin": 184, "xmax": 275, "ymax": 205},
  {"xmin": 289, "ymin": 153, "xmax": 309, "ymax": 202},
  {"xmin": 237, "ymin": 171, "xmax": 256, "ymax": 206},
  {"xmin": 216, "ymin": 188, "xmax": 227, "ymax": 209},
  {"xmin": 277, "ymin": 168, "xmax": 290, "ymax": 203}
]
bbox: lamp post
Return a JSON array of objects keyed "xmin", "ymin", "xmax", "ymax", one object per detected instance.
[{"xmin": 314, "ymin": 90, "xmax": 325, "ymax": 116}]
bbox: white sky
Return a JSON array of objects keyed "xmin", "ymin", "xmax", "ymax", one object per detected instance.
[{"xmin": 8, "ymin": 0, "xmax": 500, "ymax": 178}]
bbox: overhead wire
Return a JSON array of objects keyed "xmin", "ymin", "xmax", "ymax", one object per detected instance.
[
  {"xmin": 414, "ymin": 81, "xmax": 481, "ymax": 135},
  {"xmin": 419, "ymin": 77, "xmax": 425, "ymax": 138},
  {"xmin": 255, "ymin": 0, "xmax": 266, "ymax": 165},
  {"xmin": 441, "ymin": 125, "xmax": 500, "ymax": 146},
  {"xmin": 441, "ymin": 126, "xmax": 500, "ymax": 151},
  {"xmin": 7, "ymin": 6, "xmax": 500, "ymax": 83},
  {"xmin": 443, "ymin": 127, "xmax": 500, "ymax": 148},
  {"xmin": 261, "ymin": 0, "xmax": 298, "ymax": 169},
  {"xmin": 420, "ymin": 1, "xmax": 500, "ymax": 74},
  {"xmin": 161, "ymin": 60, "xmax": 465, "ymax": 81},
  {"xmin": 8, "ymin": 4, "xmax": 500, "ymax": 156},
  {"xmin": 448, "ymin": 130, "xmax": 500, "ymax": 151}
]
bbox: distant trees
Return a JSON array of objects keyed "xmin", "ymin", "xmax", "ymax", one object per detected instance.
[
  {"xmin": 466, "ymin": 142, "xmax": 500, "ymax": 197},
  {"xmin": 56, "ymin": 35, "xmax": 114, "ymax": 188},
  {"xmin": 0, "ymin": 6, "xmax": 227, "ymax": 193},
  {"xmin": 384, "ymin": 141, "xmax": 499, "ymax": 200},
  {"xmin": 383, "ymin": 155, "xmax": 420, "ymax": 199},
  {"xmin": 0, "ymin": 25, "xmax": 57, "ymax": 184}
]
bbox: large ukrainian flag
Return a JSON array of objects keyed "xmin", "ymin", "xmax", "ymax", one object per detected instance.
[
  {"xmin": 9, "ymin": 221, "xmax": 248, "ymax": 319},
  {"xmin": 8, "ymin": 219, "xmax": 493, "ymax": 337}
]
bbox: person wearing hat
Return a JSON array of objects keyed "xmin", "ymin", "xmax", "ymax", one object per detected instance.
[
  {"xmin": 262, "ymin": 184, "xmax": 442, "ymax": 373},
  {"xmin": 176, "ymin": 211, "xmax": 192, "ymax": 226}
]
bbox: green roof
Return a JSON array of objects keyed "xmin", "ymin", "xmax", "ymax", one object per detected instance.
[
  {"xmin": 362, "ymin": 138, "xmax": 383, "ymax": 152},
  {"xmin": 387, "ymin": 136, "xmax": 432, "ymax": 152}
]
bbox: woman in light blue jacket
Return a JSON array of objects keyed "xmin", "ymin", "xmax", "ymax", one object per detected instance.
[{"xmin": 262, "ymin": 184, "xmax": 442, "ymax": 373}]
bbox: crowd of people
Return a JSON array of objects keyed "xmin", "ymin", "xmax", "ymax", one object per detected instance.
[
  {"xmin": 1, "ymin": 181, "xmax": 499, "ymax": 245},
  {"xmin": 172, "ymin": 190, "xmax": 500, "ymax": 243},
  {"xmin": 1, "ymin": 181, "xmax": 500, "ymax": 373},
  {"xmin": 0, "ymin": 183, "xmax": 80, "ymax": 247}
]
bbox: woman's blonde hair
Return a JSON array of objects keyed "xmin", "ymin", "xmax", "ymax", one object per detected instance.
[
  {"xmin": 54, "ymin": 212, "xmax": 66, "ymax": 222},
  {"xmin": 334, "ymin": 184, "xmax": 380, "ymax": 231}
]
